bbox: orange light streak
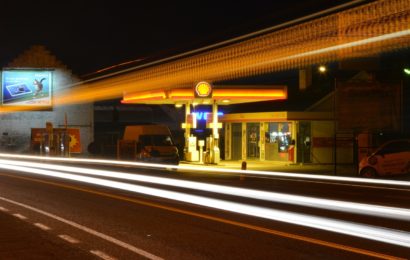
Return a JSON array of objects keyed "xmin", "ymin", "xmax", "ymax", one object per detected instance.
[
  {"xmin": 168, "ymin": 89, "xmax": 194, "ymax": 99},
  {"xmin": 213, "ymin": 89, "xmax": 287, "ymax": 100},
  {"xmin": 122, "ymin": 90, "xmax": 166, "ymax": 103},
  {"xmin": 0, "ymin": 0, "xmax": 408, "ymax": 111}
]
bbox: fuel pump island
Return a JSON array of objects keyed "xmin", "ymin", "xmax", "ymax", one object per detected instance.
[{"xmin": 121, "ymin": 81, "xmax": 287, "ymax": 164}]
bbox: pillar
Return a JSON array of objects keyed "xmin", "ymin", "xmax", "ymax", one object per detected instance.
[{"xmin": 184, "ymin": 102, "xmax": 191, "ymax": 153}]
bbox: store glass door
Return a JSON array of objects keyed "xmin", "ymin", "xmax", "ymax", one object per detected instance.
[{"xmin": 247, "ymin": 123, "xmax": 260, "ymax": 159}]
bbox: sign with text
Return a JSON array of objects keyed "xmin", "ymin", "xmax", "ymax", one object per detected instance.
[
  {"xmin": 193, "ymin": 111, "xmax": 223, "ymax": 121},
  {"xmin": 2, "ymin": 69, "xmax": 52, "ymax": 107}
]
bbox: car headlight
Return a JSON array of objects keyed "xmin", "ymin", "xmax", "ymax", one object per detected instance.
[{"xmin": 368, "ymin": 156, "xmax": 378, "ymax": 165}]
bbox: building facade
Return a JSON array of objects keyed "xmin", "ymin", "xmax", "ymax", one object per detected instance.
[{"xmin": 0, "ymin": 45, "xmax": 93, "ymax": 154}]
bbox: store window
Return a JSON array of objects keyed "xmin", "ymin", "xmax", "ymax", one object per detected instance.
[{"xmin": 266, "ymin": 122, "xmax": 292, "ymax": 152}]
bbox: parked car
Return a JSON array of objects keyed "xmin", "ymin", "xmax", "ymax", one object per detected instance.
[
  {"xmin": 117, "ymin": 125, "xmax": 180, "ymax": 165},
  {"xmin": 359, "ymin": 139, "xmax": 410, "ymax": 177}
]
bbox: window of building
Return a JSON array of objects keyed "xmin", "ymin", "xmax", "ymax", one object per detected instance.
[{"xmin": 266, "ymin": 122, "xmax": 292, "ymax": 152}]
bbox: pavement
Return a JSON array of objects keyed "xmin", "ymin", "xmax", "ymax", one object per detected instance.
[
  {"xmin": 0, "ymin": 160, "xmax": 357, "ymax": 259},
  {"xmin": 0, "ymin": 210, "xmax": 93, "ymax": 259},
  {"xmin": 180, "ymin": 160, "xmax": 359, "ymax": 177},
  {"xmin": 1, "ymin": 159, "xmax": 407, "ymax": 258}
]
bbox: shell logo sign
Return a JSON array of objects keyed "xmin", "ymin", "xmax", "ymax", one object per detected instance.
[
  {"xmin": 67, "ymin": 128, "xmax": 81, "ymax": 153},
  {"xmin": 195, "ymin": 81, "xmax": 212, "ymax": 98}
]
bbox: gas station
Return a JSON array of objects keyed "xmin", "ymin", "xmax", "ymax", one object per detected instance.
[{"xmin": 121, "ymin": 82, "xmax": 287, "ymax": 164}]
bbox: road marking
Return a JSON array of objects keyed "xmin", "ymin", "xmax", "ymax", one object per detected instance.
[
  {"xmin": 59, "ymin": 234, "xmax": 80, "ymax": 244},
  {"xmin": 34, "ymin": 223, "xmax": 51, "ymax": 231},
  {"xmin": 13, "ymin": 213, "xmax": 27, "ymax": 220},
  {"xmin": 90, "ymin": 250, "xmax": 117, "ymax": 260},
  {"xmin": 0, "ymin": 195, "xmax": 163, "ymax": 260},
  {"xmin": 0, "ymin": 174, "xmax": 404, "ymax": 260},
  {"xmin": 0, "ymin": 206, "xmax": 9, "ymax": 212}
]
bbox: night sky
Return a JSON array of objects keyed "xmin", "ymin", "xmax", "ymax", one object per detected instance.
[{"xmin": 1, "ymin": 0, "xmax": 354, "ymax": 76}]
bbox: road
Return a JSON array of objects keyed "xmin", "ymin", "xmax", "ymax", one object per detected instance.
[{"xmin": 0, "ymin": 156, "xmax": 409, "ymax": 259}]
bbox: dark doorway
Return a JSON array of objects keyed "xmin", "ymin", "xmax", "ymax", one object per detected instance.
[
  {"xmin": 297, "ymin": 121, "xmax": 311, "ymax": 163},
  {"xmin": 231, "ymin": 123, "xmax": 242, "ymax": 160}
]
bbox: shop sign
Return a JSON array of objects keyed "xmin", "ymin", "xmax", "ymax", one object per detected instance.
[
  {"xmin": 194, "ymin": 81, "xmax": 212, "ymax": 98},
  {"xmin": 193, "ymin": 111, "xmax": 223, "ymax": 121},
  {"xmin": 67, "ymin": 128, "xmax": 81, "ymax": 153}
]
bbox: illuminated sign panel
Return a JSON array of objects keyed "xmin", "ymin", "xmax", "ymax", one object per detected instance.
[
  {"xmin": 2, "ymin": 69, "xmax": 52, "ymax": 107},
  {"xmin": 193, "ymin": 111, "xmax": 223, "ymax": 121},
  {"xmin": 194, "ymin": 81, "xmax": 212, "ymax": 98}
]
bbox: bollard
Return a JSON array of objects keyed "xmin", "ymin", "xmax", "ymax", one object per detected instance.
[{"xmin": 240, "ymin": 161, "xmax": 247, "ymax": 180}]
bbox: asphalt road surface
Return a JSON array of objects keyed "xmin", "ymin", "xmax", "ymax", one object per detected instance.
[{"xmin": 0, "ymin": 157, "xmax": 409, "ymax": 259}]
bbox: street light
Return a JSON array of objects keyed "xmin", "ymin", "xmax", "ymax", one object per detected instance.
[
  {"xmin": 404, "ymin": 67, "xmax": 410, "ymax": 75},
  {"xmin": 318, "ymin": 65, "xmax": 327, "ymax": 73}
]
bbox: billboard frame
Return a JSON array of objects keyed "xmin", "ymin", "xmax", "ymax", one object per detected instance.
[{"xmin": 1, "ymin": 68, "xmax": 54, "ymax": 110}]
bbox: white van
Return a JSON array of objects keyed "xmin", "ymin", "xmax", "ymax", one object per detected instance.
[
  {"xmin": 118, "ymin": 125, "xmax": 180, "ymax": 165},
  {"xmin": 359, "ymin": 139, "xmax": 410, "ymax": 177}
]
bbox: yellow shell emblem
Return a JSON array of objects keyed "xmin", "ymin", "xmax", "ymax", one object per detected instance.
[
  {"xmin": 195, "ymin": 82, "xmax": 212, "ymax": 97},
  {"xmin": 69, "ymin": 134, "xmax": 79, "ymax": 149}
]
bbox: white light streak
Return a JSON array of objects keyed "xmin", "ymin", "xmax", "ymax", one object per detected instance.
[
  {"xmin": 0, "ymin": 153, "xmax": 409, "ymax": 187},
  {"xmin": 0, "ymin": 158, "xmax": 409, "ymax": 221},
  {"xmin": 0, "ymin": 162, "xmax": 410, "ymax": 248}
]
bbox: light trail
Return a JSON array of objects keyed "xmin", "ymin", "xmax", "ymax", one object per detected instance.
[
  {"xmin": 1, "ymin": 0, "xmax": 408, "ymax": 111},
  {"xmin": 0, "ymin": 162, "xmax": 409, "ymax": 248},
  {"xmin": 0, "ymin": 158, "xmax": 409, "ymax": 221},
  {"xmin": 248, "ymin": 29, "xmax": 410, "ymax": 71},
  {"xmin": 1, "ymin": 153, "xmax": 409, "ymax": 188}
]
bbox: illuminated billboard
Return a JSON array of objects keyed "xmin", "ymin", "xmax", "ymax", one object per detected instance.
[{"xmin": 2, "ymin": 69, "xmax": 52, "ymax": 107}]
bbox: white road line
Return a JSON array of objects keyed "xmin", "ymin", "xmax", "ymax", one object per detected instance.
[
  {"xmin": 90, "ymin": 250, "xmax": 117, "ymax": 260},
  {"xmin": 34, "ymin": 223, "xmax": 51, "ymax": 231},
  {"xmin": 0, "ymin": 206, "xmax": 9, "ymax": 212},
  {"xmin": 13, "ymin": 213, "xmax": 27, "ymax": 220},
  {"xmin": 0, "ymin": 197, "xmax": 163, "ymax": 260},
  {"xmin": 58, "ymin": 234, "xmax": 80, "ymax": 244}
]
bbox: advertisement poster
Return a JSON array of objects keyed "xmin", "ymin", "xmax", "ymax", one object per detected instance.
[
  {"xmin": 67, "ymin": 128, "xmax": 81, "ymax": 153},
  {"xmin": 30, "ymin": 128, "xmax": 81, "ymax": 153},
  {"xmin": 2, "ymin": 70, "xmax": 52, "ymax": 107}
]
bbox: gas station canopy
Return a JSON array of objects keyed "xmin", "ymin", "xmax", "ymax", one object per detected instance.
[
  {"xmin": 120, "ymin": 82, "xmax": 288, "ymax": 164},
  {"xmin": 121, "ymin": 85, "xmax": 287, "ymax": 105}
]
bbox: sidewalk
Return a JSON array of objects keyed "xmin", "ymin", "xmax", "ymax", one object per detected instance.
[{"xmin": 180, "ymin": 160, "xmax": 358, "ymax": 177}]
